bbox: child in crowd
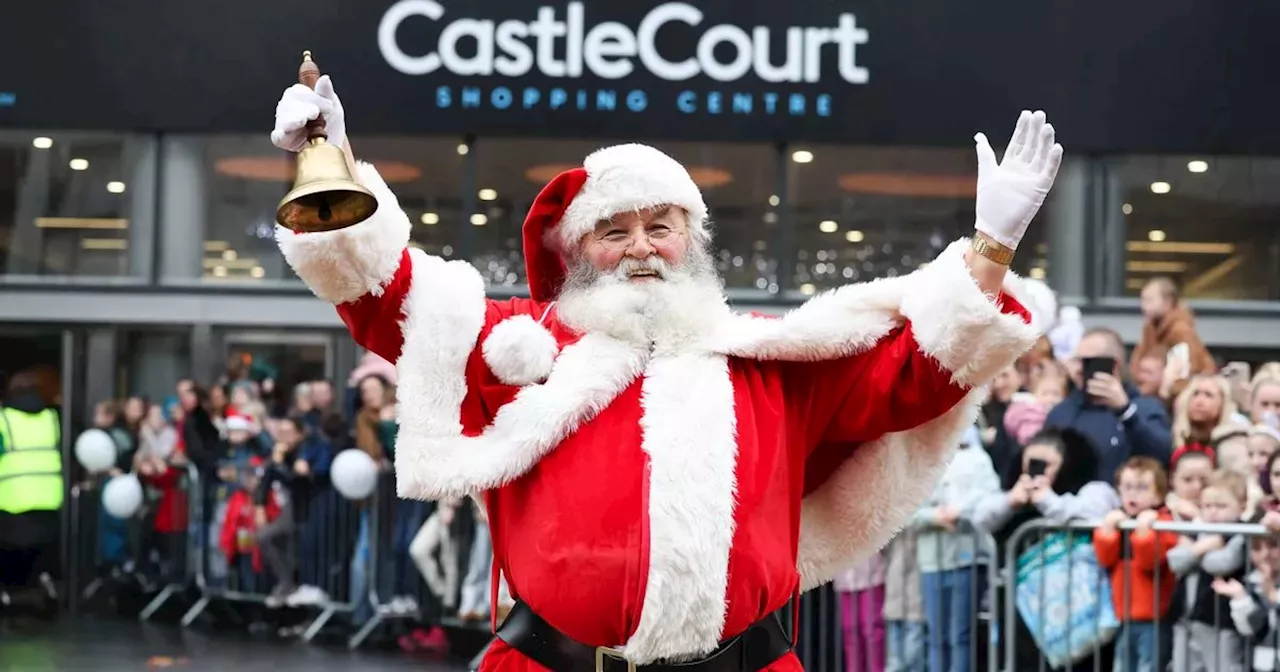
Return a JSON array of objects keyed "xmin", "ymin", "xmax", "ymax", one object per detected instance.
[
  {"xmin": 1169, "ymin": 469, "xmax": 1250, "ymax": 672},
  {"xmin": 883, "ymin": 531, "xmax": 927, "ymax": 672},
  {"xmin": 1216, "ymin": 531, "xmax": 1280, "ymax": 672},
  {"xmin": 219, "ymin": 458, "xmax": 274, "ymax": 591},
  {"xmin": 1250, "ymin": 426, "xmax": 1280, "ymax": 480},
  {"xmin": 1167, "ymin": 446, "xmax": 1215, "ymax": 522},
  {"xmin": 1003, "ymin": 366, "xmax": 1068, "ymax": 448},
  {"xmin": 1214, "ymin": 425, "xmax": 1264, "ymax": 517},
  {"xmin": 834, "ymin": 552, "xmax": 886, "ymax": 672},
  {"xmin": 1093, "ymin": 456, "xmax": 1180, "ymax": 672},
  {"xmin": 914, "ymin": 426, "xmax": 1000, "ymax": 672}
]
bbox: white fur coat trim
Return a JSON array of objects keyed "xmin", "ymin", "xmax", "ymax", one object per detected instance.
[
  {"xmin": 276, "ymin": 162, "xmax": 412, "ymax": 305},
  {"xmin": 553, "ymin": 144, "xmax": 710, "ymax": 252},
  {"xmin": 481, "ymin": 315, "xmax": 560, "ymax": 386}
]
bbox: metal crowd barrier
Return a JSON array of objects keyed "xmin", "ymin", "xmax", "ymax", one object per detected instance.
[
  {"xmin": 1001, "ymin": 518, "xmax": 1276, "ymax": 672},
  {"xmin": 798, "ymin": 521, "xmax": 998, "ymax": 672}
]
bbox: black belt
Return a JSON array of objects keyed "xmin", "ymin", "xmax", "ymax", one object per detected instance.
[{"xmin": 495, "ymin": 600, "xmax": 793, "ymax": 672}]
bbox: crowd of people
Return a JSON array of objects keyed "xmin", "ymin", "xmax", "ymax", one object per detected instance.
[
  {"xmin": 832, "ymin": 276, "xmax": 1280, "ymax": 672},
  {"xmin": 67, "ymin": 353, "xmax": 498, "ymax": 653}
]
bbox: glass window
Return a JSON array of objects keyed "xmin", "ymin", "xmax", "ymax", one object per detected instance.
[
  {"xmin": 783, "ymin": 144, "xmax": 1048, "ymax": 297},
  {"xmin": 472, "ymin": 138, "xmax": 779, "ymax": 292},
  {"xmin": 1108, "ymin": 156, "xmax": 1280, "ymax": 301},
  {"xmin": 0, "ymin": 130, "xmax": 156, "ymax": 281},
  {"xmin": 161, "ymin": 134, "xmax": 466, "ymax": 285}
]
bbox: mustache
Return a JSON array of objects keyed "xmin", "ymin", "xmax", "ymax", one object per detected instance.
[{"xmin": 611, "ymin": 256, "xmax": 669, "ymax": 280}]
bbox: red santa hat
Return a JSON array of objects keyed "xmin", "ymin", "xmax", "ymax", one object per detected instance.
[
  {"xmin": 224, "ymin": 408, "xmax": 254, "ymax": 433},
  {"xmin": 521, "ymin": 143, "xmax": 709, "ymax": 302}
]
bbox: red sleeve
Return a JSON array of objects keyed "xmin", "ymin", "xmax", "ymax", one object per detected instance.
[
  {"xmin": 335, "ymin": 249, "xmax": 413, "ymax": 364},
  {"xmin": 1093, "ymin": 527, "xmax": 1123, "ymax": 570},
  {"xmin": 792, "ymin": 291, "xmax": 1030, "ymax": 450},
  {"xmin": 1132, "ymin": 527, "xmax": 1179, "ymax": 573}
]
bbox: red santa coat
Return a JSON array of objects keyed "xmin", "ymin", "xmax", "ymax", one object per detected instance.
[{"xmin": 279, "ymin": 163, "xmax": 1039, "ymax": 669}]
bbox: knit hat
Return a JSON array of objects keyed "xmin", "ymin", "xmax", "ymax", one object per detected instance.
[
  {"xmin": 224, "ymin": 408, "xmax": 254, "ymax": 433},
  {"xmin": 520, "ymin": 144, "xmax": 709, "ymax": 301}
]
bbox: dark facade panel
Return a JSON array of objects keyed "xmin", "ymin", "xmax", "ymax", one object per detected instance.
[{"xmin": 1, "ymin": 0, "xmax": 1276, "ymax": 153}]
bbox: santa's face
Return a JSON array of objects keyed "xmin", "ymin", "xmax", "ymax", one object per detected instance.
[
  {"xmin": 579, "ymin": 207, "xmax": 691, "ymax": 277},
  {"xmin": 558, "ymin": 206, "xmax": 728, "ymax": 346}
]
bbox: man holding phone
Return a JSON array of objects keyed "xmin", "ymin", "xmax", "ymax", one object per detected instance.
[{"xmin": 1044, "ymin": 328, "xmax": 1172, "ymax": 481}]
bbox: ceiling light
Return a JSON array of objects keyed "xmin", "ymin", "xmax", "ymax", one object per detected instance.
[
  {"xmin": 478, "ymin": 188, "xmax": 497, "ymax": 201},
  {"xmin": 456, "ymin": 143, "xmax": 469, "ymax": 155},
  {"xmin": 213, "ymin": 266, "xmax": 228, "ymax": 277},
  {"xmin": 799, "ymin": 283, "xmax": 816, "ymax": 295},
  {"xmin": 32, "ymin": 137, "xmax": 52, "ymax": 149},
  {"xmin": 1029, "ymin": 267, "xmax": 1046, "ymax": 280},
  {"xmin": 470, "ymin": 213, "xmax": 488, "ymax": 226},
  {"xmin": 250, "ymin": 266, "xmax": 265, "ymax": 279},
  {"xmin": 1187, "ymin": 160, "xmax": 1209, "ymax": 173},
  {"xmin": 420, "ymin": 212, "xmax": 439, "ymax": 225},
  {"xmin": 845, "ymin": 230, "xmax": 865, "ymax": 243},
  {"xmin": 69, "ymin": 158, "xmax": 89, "ymax": 171},
  {"xmin": 1121, "ymin": 203, "xmax": 1133, "ymax": 215},
  {"xmin": 223, "ymin": 249, "xmax": 238, "ymax": 261},
  {"xmin": 1150, "ymin": 181, "xmax": 1171, "ymax": 194},
  {"xmin": 107, "ymin": 181, "xmax": 126, "ymax": 194},
  {"xmin": 1148, "ymin": 229, "xmax": 1167, "ymax": 242},
  {"xmin": 768, "ymin": 195, "xmax": 780, "ymax": 207},
  {"xmin": 791, "ymin": 150, "xmax": 814, "ymax": 164},
  {"xmin": 818, "ymin": 220, "xmax": 838, "ymax": 233}
]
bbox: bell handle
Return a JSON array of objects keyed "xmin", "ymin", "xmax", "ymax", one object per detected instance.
[{"xmin": 298, "ymin": 50, "xmax": 329, "ymax": 143}]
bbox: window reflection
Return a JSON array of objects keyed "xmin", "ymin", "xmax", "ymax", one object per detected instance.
[
  {"xmin": 192, "ymin": 135, "xmax": 465, "ymax": 284},
  {"xmin": 1109, "ymin": 156, "xmax": 1280, "ymax": 301},
  {"xmin": 0, "ymin": 130, "xmax": 152, "ymax": 279},
  {"xmin": 785, "ymin": 144, "xmax": 1047, "ymax": 296},
  {"xmin": 472, "ymin": 139, "xmax": 778, "ymax": 291}
]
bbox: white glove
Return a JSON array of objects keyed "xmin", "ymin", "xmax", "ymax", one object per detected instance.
[
  {"xmin": 973, "ymin": 110, "xmax": 1063, "ymax": 250},
  {"xmin": 270, "ymin": 75, "xmax": 346, "ymax": 152}
]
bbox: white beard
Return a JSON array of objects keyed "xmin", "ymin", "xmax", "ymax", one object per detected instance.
[{"xmin": 556, "ymin": 244, "xmax": 732, "ymax": 352}]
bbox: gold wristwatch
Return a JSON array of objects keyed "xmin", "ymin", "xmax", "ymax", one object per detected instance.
[{"xmin": 972, "ymin": 232, "xmax": 1015, "ymax": 266}]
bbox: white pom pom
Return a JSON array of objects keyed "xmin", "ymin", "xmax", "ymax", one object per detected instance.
[{"xmin": 482, "ymin": 315, "xmax": 560, "ymax": 386}]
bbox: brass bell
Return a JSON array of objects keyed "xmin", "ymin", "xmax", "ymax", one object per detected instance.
[{"xmin": 276, "ymin": 51, "xmax": 378, "ymax": 233}]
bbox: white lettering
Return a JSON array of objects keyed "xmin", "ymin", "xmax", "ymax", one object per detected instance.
[
  {"xmin": 697, "ymin": 25, "xmax": 753, "ymax": 82},
  {"xmin": 494, "ymin": 21, "xmax": 534, "ymax": 76},
  {"xmin": 636, "ymin": 3, "xmax": 701, "ymax": 81},
  {"xmin": 583, "ymin": 22, "xmax": 637, "ymax": 79},
  {"xmin": 439, "ymin": 18, "xmax": 495, "ymax": 75},
  {"xmin": 377, "ymin": 0, "xmax": 870, "ymax": 84}
]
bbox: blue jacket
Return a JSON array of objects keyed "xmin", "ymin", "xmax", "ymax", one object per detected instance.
[{"xmin": 1043, "ymin": 387, "xmax": 1172, "ymax": 481}]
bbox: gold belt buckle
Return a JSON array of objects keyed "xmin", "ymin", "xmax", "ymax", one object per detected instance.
[{"xmin": 595, "ymin": 646, "xmax": 637, "ymax": 672}]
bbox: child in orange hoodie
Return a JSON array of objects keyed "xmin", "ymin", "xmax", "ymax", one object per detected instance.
[{"xmin": 1093, "ymin": 456, "xmax": 1180, "ymax": 672}]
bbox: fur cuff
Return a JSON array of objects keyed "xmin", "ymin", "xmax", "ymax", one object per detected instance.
[
  {"xmin": 901, "ymin": 239, "xmax": 1040, "ymax": 388},
  {"xmin": 276, "ymin": 161, "xmax": 412, "ymax": 305}
]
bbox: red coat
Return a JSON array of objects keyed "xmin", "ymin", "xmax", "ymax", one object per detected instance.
[
  {"xmin": 1092, "ymin": 508, "xmax": 1180, "ymax": 621},
  {"xmin": 141, "ymin": 463, "xmax": 188, "ymax": 534},
  {"xmin": 278, "ymin": 162, "xmax": 1037, "ymax": 670},
  {"xmin": 218, "ymin": 489, "xmax": 279, "ymax": 573}
]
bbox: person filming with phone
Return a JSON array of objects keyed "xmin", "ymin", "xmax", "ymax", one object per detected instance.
[{"xmin": 1044, "ymin": 327, "xmax": 1173, "ymax": 482}]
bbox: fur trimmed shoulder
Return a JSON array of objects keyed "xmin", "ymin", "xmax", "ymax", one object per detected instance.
[
  {"xmin": 901, "ymin": 239, "xmax": 1041, "ymax": 388},
  {"xmin": 275, "ymin": 161, "xmax": 412, "ymax": 305},
  {"xmin": 797, "ymin": 387, "xmax": 986, "ymax": 590}
]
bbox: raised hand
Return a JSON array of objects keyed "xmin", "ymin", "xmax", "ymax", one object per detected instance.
[
  {"xmin": 972, "ymin": 110, "xmax": 1064, "ymax": 250},
  {"xmin": 271, "ymin": 75, "xmax": 347, "ymax": 152}
]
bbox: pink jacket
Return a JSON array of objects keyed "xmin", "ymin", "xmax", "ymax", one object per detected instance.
[{"xmin": 833, "ymin": 552, "xmax": 887, "ymax": 592}]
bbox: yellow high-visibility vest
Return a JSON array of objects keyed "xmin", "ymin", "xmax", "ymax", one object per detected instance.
[{"xmin": 0, "ymin": 407, "xmax": 64, "ymax": 514}]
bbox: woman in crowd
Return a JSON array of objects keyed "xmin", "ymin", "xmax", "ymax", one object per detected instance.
[
  {"xmin": 972, "ymin": 427, "xmax": 1120, "ymax": 671},
  {"xmin": 1172, "ymin": 374, "xmax": 1239, "ymax": 452}
]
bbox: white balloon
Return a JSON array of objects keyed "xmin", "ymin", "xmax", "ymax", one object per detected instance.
[
  {"xmin": 102, "ymin": 474, "xmax": 143, "ymax": 519},
  {"xmin": 75, "ymin": 429, "xmax": 117, "ymax": 472},
  {"xmin": 331, "ymin": 449, "xmax": 378, "ymax": 500}
]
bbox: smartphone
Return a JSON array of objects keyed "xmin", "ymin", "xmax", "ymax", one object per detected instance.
[
  {"xmin": 1027, "ymin": 458, "xmax": 1048, "ymax": 477},
  {"xmin": 1081, "ymin": 356, "xmax": 1117, "ymax": 382}
]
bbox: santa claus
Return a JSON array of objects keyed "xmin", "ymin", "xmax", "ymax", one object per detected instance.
[{"xmin": 272, "ymin": 78, "xmax": 1060, "ymax": 671}]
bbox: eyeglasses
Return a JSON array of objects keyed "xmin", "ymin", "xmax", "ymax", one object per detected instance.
[{"xmin": 590, "ymin": 226, "xmax": 685, "ymax": 253}]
